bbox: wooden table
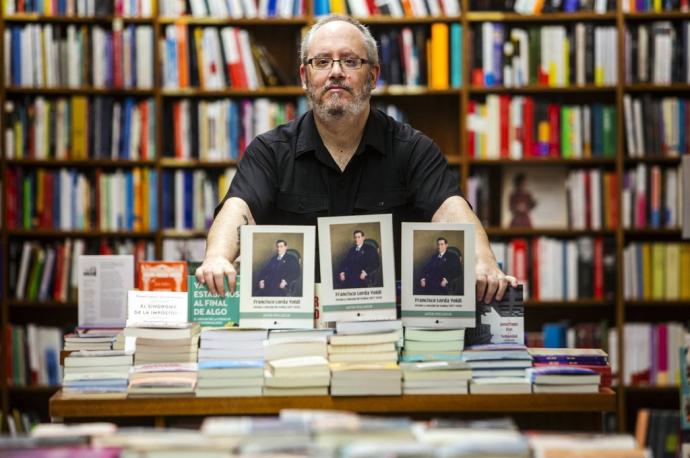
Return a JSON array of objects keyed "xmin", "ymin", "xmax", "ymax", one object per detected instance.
[{"xmin": 50, "ymin": 389, "xmax": 616, "ymax": 428}]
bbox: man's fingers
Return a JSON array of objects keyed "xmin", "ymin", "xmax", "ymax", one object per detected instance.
[
  {"xmin": 203, "ymin": 269, "xmax": 218, "ymax": 295},
  {"xmin": 476, "ymin": 275, "xmax": 487, "ymax": 302},
  {"xmin": 495, "ymin": 277, "xmax": 509, "ymax": 301},
  {"xmin": 507, "ymin": 275, "xmax": 518, "ymax": 287},
  {"xmin": 484, "ymin": 276, "xmax": 499, "ymax": 304},
  {"xmin": 195, "ymin": 267, "xmax": 205, "ymax": 285},
  {"xmin": 226, "ymin": 270, "xmax": 237, "ymax": 294}
]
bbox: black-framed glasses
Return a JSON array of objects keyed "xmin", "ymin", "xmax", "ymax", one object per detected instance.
[{"xmin": 306, "ymin": 57, "xmax": 370, "ymax": 70}]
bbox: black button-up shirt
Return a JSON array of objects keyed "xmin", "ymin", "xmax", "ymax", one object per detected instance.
[{"xmin": 218, "ymin": 107, "xmax": 461, "ymax": 278}]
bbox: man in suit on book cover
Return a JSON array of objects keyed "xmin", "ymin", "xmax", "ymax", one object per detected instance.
[
  {"xmin": 196, "ymin": 14, "xmax": 517, "ymax": 304},
  {"xmin": 416, "ymin": 237, "xmax": 463, "ymax": 296},
  {"xmin": 253, "ymin": 239, "xmax": 300, "ymax": 297},
  {"xmin": 335, "ymin": 229, "xmax": 381, "ymax": 289}
]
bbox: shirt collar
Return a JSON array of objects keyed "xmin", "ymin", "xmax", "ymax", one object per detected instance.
[{"xmin": 295, "ymin": 108, "xmax": 387, "ymax": 158}]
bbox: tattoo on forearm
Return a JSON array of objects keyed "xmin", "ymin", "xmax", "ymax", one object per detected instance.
[{"xmin": 237, "ymin": 214, "xmax": 249, "ymax": 245}]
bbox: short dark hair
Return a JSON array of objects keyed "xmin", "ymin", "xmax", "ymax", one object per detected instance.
[
  {"xmin": 353, "ymin": 230, "xmax": 364, "ymax": 237},
  {"xmin": 437, "ymin": 237, "xmax": 448, "ymax": 244},
  {"xmin": 275, "ymin": 239, "xmax": 287, "ymax": 246}
]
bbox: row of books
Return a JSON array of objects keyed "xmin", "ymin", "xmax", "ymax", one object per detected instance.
[
  {"xmin": 623, "ymin": 0, "xmax": 689, "ymax": 11},
  {"xmin": 525, "ymin": 320, "xmax": 610, "ymax": 351},
  {"xmin": 470, "ymin": 23, "xmax": 618, "ymax": 88},
  {"xmin": 624, "ymin": 95, "xmax": 690, "ymax": 158},
  {"xmin": 623, "ymin": 322, "xmax": 688, "ymax": 387},
  {"xmin": 8, "ymin": 239, "xmax": 154, "ymax": 302},
  {"xmin": 6, "ymin": 167, "xmax": 159, "ymax": 231},
  {"xmin": 315, "ymin": 0, "xmax": 460, "ymax": 18},
  {"xmin": 470, "ymin": 0, "xmax": 613, "ymax": 12},
  {"xmin": 5, "ymin": 24, "xmax": 154, "ymax": 89},
  {"xmin": 622, "ymin": 164, "xmax": 683, "ymax": 229},
  {"xmin": 491, "ymin": 237, "xmax": 615, "ymax": 301},
  {"xmin": 374, "ymin": 24, "xmax": 461, "ymax": 89},
  {"xmin": 623, "ymin": 242, "xmax": 690, "ymax": 301},
  {"xmin": 625, "ymin": 22, "xmax": 690, "ymax": 85},
  {"xmin": 467, "ymin": 97, "xmax": 616, "ymax": 159},
  {"xmin": 6, "ymin": 324, "xmax": 62, "ymax": 387},
  {"xmin": 161, "ymin": 24, "xmax": 288, "ymax": 90},
  {"xmin": 161, "ymin": 169, "xmax": 236, "ymax": 231},
  {"xmin": 161, "ymin": 0, "xmax": 306, "ymax": 18},
  {"xmin": 5, "ymin": 96, "xmax": 156, "ymax": 161},
  {"xmin": 164, "ymin": 98, "xmax": 303, "ymax": 161},
  {"xmin": 3, "ymin": 0, "xmax": 154, "ymax": 16}
]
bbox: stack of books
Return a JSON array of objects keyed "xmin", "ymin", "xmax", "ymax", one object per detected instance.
[
  {"xmin": 330, "ymin": 361, "xmax": 403, "ymax": 396},
  {"xmin": 526, "ymin": 366, "xmax": 602, "ymax": 393},
  {"xmin": 400, "ymin": 360, "xmax": 472, "ymax": 394},
  {"xmin": 463, "ymin": 344, "xmax": 533, "ymax": 394},
  {"xmin": 528, "ymin": 348, "xmax": 611, "ymax": 390},
  {"xmin": 127, "ymin": 362, "xmax": 198, "ymax": 397},
  {"xmin": 124, "ymin": 323, "xmax": 201, "ymax": 365},
  {"xmin": 62, "ymin": 350, "xmax": 133, "ymax": 399},
  {"xmin": 198, "ymin": 328, "xmax": 268, "ymax": 363},
  {"xmin": 402, "ymin": 328, "xmax": 464, "ymax": 361},
  {"xmin": 263, "ymin": 330, "xmax": 331, "ymax": 396},
  {"xmin": 196, "ymin": 360, "xmax": 264, "ymax": 397},
  {"xmin": 63, "ymin": 328, "xmax": 120, "ymax": 351}
]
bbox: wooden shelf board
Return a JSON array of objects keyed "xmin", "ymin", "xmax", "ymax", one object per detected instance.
[
  {"xmin": 357, "ymin": 15, "xmax": 462, "ymax": 24},
  {"xmin": 470, "ymin": 85, "xmax": 616, "ymax": 93},
  {"xmin": 3, "ymin": 14, "xmax": 153, "ymax": 23},
  {"xmin": 6, "ymin": 159, "xmax": 156, "ymax": 167},
  {"xmin": 485, "ymin": 227, "xmax": 615, "ymax": 237},
  {"xmin": 7, "ymin": 229, "xmax": 157, "ymax": 238},
  {"xmin": 8, "ymin": 300, "xmax": 76, "ymax": 308},
  {"xmin": 157, "ymin": 17, "xmax": 309, "ymax": 25},
  {"xmin": 161, "ymin": 87, "xmax": 304, "ymax": 97},
  {"xmin": 470, "ymin": 158, "xmax": 616, "ymax": 165},
  {"xmin": 623, "ymin": 228, "xmax": 683, "ymax": 237},
  {"xmin": 624, "ymin": 156, "xmax": 682, "ymax": 164},
  {"xmin": 161, "ymin": 230, "xmax": 209, "ymax": 238},
  {"xmin": 625, "ymin": 83, "xmax": 690, "ymax": 92},
  {"xmin": 10, "ymin": 385, "xmax": 60, "ymax": 394},
  {"xmin": 525, "ymin": 299, "xmax": 614, "ymax": 307},
  {"xmin": 623, "ymin": 11, "xmax": 690, "ymax": 20},
  {"xmin": 625, "ymin": 300, "xmax": 690, "ymax": 307},
  {"xmin": 6, "ymin": 86, "xmax": 155, "ymax": 95},
  {"xmin": 373, "ymin": 86, "xmax": 461, "ymax": 96},
  {"xmin": 159, "ymin": 158, "xmax": 238, "ymax": 168},
  {"xmin": 50, "ymin": 390, "xmax": 616, "ymax": 418},
  {"xmin": 467, "ymin": 11, "xmax": 617, "ymax": 21}
]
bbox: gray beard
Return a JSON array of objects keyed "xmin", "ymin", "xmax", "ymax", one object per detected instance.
[{"xmin": 306, "ymin": 75, "xmax": 373, "ymax": 120}]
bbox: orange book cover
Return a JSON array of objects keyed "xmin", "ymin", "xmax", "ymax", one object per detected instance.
[{"xmin": 138, "ymin": 261, "xmax": 188, "ymax": 292}]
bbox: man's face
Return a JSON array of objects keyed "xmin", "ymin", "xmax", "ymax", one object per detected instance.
[
  {"xmin": 276, "ymin": 242, "xmax": 287, "ymax": 257},
  {"xmin": 300, "ymin": 21, "xmax": 380, "ymax": 119},
  {"xmin": 437, "ymin": 239, "xmax": 447, "ymax": 254},
  {"xmin": 354, "ymin": 232, "xmax": 364, "ymax": 246}
]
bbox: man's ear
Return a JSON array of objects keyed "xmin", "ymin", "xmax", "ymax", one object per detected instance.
[
  {"xmin": 370, "ymin": 63, "xmax": 381, "ymax": 89},
  {"xmin": 299, "ymin": 64, "xmax": 307, "ymax": 90}
]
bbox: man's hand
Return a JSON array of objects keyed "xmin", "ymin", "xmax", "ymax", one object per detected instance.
[
  {"xmin": 420, "ymin": 278, "xmax": 426, "ymax": 288},
  {"xmin": 195, "ymin": 255, "xmax": 237, "ymax": 296},
  {"xmin": 279, "ymin": 279, "xmax": 287, "ymax": 289},
  {"xmin": 359, "ymin": 270, "xmax": 367, "ymax": 280},
  {"xmin": 339, "ymin": 272, "xmax": 346, "ymax": 282},
  {"xmin": 441, "ymin": 277, "xmax": 448, "ymax": 288},
  {"xmin": 258, "ymin": 280, "xmax": 265, "ymax": 289},
  {"xmin": 476, "ymin": 256, "xmax": 517, "ymax": 304}
]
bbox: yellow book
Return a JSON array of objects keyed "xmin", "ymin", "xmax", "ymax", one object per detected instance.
[
  {"xmin": 653, "ymin": 0, "xmax": 661, "ymax": 11},
  {"xmin": 71, "ymin": 96, "xmax": 88, "ymax": 160},
  {"xmin": 330, "ymin": 0, "xmax": 347, "ymax": 13},
  {"xmin": 642, "ymin": 243, "xmax": 651, "ymax": 300},
  {"xmin": 479, "ymin": 104, "xmax": 487, "ymax": 159},
  {"xmin": 142, "ymin": 168, "xmax": 150, "ymax": 231},
  {"xmin": 562, "ymin": 38, "xmax": 569, "ymax": 86},
  {"xmin": 36, "ymin": 169, "xmax": 45, "ymax": 226},
  {"xmin": 194, "ymin": 27, "xmax": 205, "ymax": 89},
  {"xmin": 665, "ymin": 243, "xmax": 680, "ymax": 300},
  {"xmin": 651, "ymin": 243, "xmax": 665, "ymax": 300},
  {"xmin": 538, "ymin": 120, "xmax": 550, "ymax": 149},
  {"xmin": 430, "ymin": 23, "xmax": 449, "ymax": 89},
  {"xmin": 680, "ymin": 245, "xmax": 690, "ymax": 299},
  {"xmin": 595, "ymin": 66, "xmax": 604, "ymax": 86},
  {"xmin": 14, "ymin": 116, "xmax": 23, "ymax": 159}
]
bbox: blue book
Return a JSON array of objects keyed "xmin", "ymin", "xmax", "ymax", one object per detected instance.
[
  {"xmin": 166, "ymin": 35, "xmax": 178, "ymax": 87},
  {"xmin": 71, "ymin": 170, "xmax": 78, "ymax": 229},
  {"xmin": 267, "ymin": 0, "xmax": 277, "ymax": 16},
  {"xmin": 105, "ymin": 34, "xmax": 113, "ymax": 88},
  {"xmin": 313, "ymin": 0, "xmax": 330, "ymax": 16},
  {"xmin": 11, "ymin": 27, "xmax": 22, "ymax": 85},
  {"xmin": 492, "ymin": 24, "xmax": 504, "ymax": 86},
  {"xmin": 125, "ymin": 171, "xmax": 134, "ymax": 230},
  {"xmin": 121, "ymin": 98, "xmax": 134, "ymax": 159},
  {"xmin": 129, "ymin": 26, "xmax": 137, "ymax": 88},
  {"xmin": 184, "ymin": 170, "xmax": 193, "ymax": 229},
  {"xmin": 450, "ymin": 24, "xmax": 462, "ymax": 88},
  {"xmin": 149, "ymin": 170, "xmax": 158, "ymax": 230},
  {"xmin": 679, "ymin": 99, "xmax": 686, "ymax": 156},
  {"xmin": 563, "ymin": 0, "xmax": 579, "ymax": 11},
  {"xmin": 228, "ymin": 101, "xmax": 239, "ymax": 160},
  {"xmin": 543, "ymin": 323, "xmax": 567, "ymax": 348}
]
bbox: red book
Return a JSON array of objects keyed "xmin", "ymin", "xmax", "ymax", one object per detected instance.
[
  {"xmin": 467, "ymin": 100, "xmax": 476, "ymax": 158},
  {"xmin": 6, "ymin": 168, "xmax": 18, "ymax": 229},
  {"xmin": 656, "ymin": 324, "xmax": 668, "ymax": 384},
  {"xmin": 176, "ymin": 23, "xmax": 189, "ymax": 88},
  {"xmin": 99, "ymin": 240, "xmax": 113, "ymax": 255},
  {"xmin": 137, "ymin": 261, "xmax": 188, "ymax": 292},
  {"xmin": 472, "ymin": 68, "xmax": 484, "ymax": 86},
  {"xmin": 228, "ymin": 28, "xmax": 248, "ymax": 89},
  {"xmin": 41, "ymin": 172, "xmax": 54, "ymax": 229},
  {"xmin": 365, "ymin": 0, "xmax": 379, "ymax": 14},
  {"xmin": 547, "ymin": 103, "xmax": 560, "ymax": 157},
  {"xmin": 5, "ymin": 325, "xmax": 12, "ymax": 385},
  {"xmin": 511, "ymin": 239, "xmax": 529, "ymax": 287},
  {"xmin": 593, "ymin": 237, "xmax": 604, "ymax": 299},
  {"xmin": 607, "ymin": 172, "xmax": 619, "ymax": 229},
  {"xmin": 173, "ymin": 101, "xmax": 184, "ymax": 159},
  {"xmin": 112, "ymin": 26, "xmax": 123, "ymax": 88},
  {"xmin": 499, "ymin": 95, "xmax": 510, "ymax": 158},
  {"xmin": 139, "ymin": 100, "xmax": 148, "ymax": 160},
  {"xmin": 531, "ymin": 238, "xmax": 540, "ymax": 301},
  {"xmin": 523, "ymin": 97, "xmax": 534, "ymax": 157},
  {"xmin": 52, "ymin": 243, "xmax": 65, "ymax": 300}
]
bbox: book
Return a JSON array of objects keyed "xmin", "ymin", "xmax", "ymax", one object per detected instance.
[{"xmin": 137, "ymin": 261, "xmax": 188, "ymax": 291}]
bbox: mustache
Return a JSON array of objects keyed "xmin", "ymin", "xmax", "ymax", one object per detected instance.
[{"xmin": 321, "ymin": 83, "xmax": 353, "ymax": 95}]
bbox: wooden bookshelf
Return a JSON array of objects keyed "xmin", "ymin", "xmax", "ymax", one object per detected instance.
[
  {"xmin": 49, "ymin": 390, "xmax": 616, "ymax": 427},
  {"xmin": 484, "ymin": 227, "xmax": 615, "ymax": 236},
  {"xmin": 469, "ymin": 158, "xmax": 616, "ymax": 165},
  {"xmin": 469, "ymin": 85, "xmax": 617, "ymax": 94},
  {"xmin": 466, "ymin": 12, "xmax": 617, "ymax": 22}
]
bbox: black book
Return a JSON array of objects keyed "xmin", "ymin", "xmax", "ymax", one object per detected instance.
[
  {"xmin": 474, "ymin": 24, "xmax": 483, "ymax": 72},
  {"xmin": 8, "ymin": 242, "xmax": 21, "ymax": 298},
  {"xmin": 414, "ymin": 27, "xmax": 428, "ymax": 86},
  {"xmin": 389, "ymin": 30, "xmax": 403, "ymax": 85},
  {"xmin": 102, "ymin": 97, "xmax": 114, "ymax": 159},
  {"xmin": 379, "ymin": 33, "xmax": 391, "ymax": 86},
  {"xmin": 95, "ymin": 1, "xmax": 114, "ymax": 16},
  {"xmin": 602, "ymin": 237, "xmax": 616, "ymax": 300},
  {"xmin": 190, "ymin": 99, "xmax": 199, "ymax": 160},
  {"xmin": 584, "ymin": 24, "xmax": 595, "ymax": 84},
  {"xmin": 628, "ymin": 28, "xmax": 638, "ymax": 84},
  {"xmin": 566, "ymin": 26, "xmax": 575, "ymax": 84},
  {"xmin": 188, "ymin": 26, "xmax": 200, "ymax": 88},
  {"xmin": 162, "ymin": 102, "xmax": 174, "ymax": 157},
  {"xmin": 92, "ymin": 96, "xmax": 103, "ymax": 158},
  {"xmin": 577, "ymin": 237, "xmax": 594, "ymax": 298}
]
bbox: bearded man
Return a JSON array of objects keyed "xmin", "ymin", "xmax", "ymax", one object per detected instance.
[{"xmin": 196, "ymin": 15, "xmax": 516, "ymax": 304}]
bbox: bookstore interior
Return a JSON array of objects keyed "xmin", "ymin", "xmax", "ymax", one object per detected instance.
[{"xmin": 1, "ymin": 0, "xmax": 690, "ymax": 456}]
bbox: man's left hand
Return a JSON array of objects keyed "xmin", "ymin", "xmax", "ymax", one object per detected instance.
[
  {"xmin": 359, "ymin": 271, "xmax": 367, "ymax": 280},
  {"xmin": 476, "ymin": 257, "xmax": 518, "ymax": 304},
  {"xmin": 279, "ymin": 279, "xmax": 287, "ymax": 289}
]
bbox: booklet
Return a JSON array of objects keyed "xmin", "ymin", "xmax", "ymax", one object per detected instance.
[{"xmin": 77, "ymin": 255, "xmax": 134, "ymax": 328}]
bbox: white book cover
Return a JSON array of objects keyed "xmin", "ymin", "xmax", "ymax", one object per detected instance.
[
  {"xmin": 240, "ymin": 225, "xmax": 315, "ymax": 329},
  {"xmin": 78, "ymin": 255, "xmax": 134, "ymax": 328},
  {"xmin": 401, "ymin": 222, "xmax": 476, "ymax": 328},
  {"xmin": 318, "ymin": 214, "xmax": 396, "ymax": 322}
]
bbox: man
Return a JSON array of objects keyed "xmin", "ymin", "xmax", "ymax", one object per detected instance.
[
  {"xmin": 335, "ymin": 230, "xmax": 381, "ymax": 289},
  {"xmin": 196, "ymin": 15, "xmax": 517, "ymax": 303},
  {"xmin": 416, "ymin": 237, "xmax": 463, "ymax": 296},
  {"xmin": 254, "ymin": 240, "xmax": 300, "ymax": 296}
]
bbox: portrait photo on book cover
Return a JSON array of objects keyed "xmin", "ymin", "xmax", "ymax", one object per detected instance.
[
  {"xmin": 413, "ymin": 229, "xmax": 464, "ymax": 296},
  {"xmin": 251, "ymin": 233, "xmax": 303, "ymax": 297},
  {"xmin": 330, "ymin": 222, "xmax": 383, "ymax": 290},
  {"xmin": 500, "ymin": 166, "xmax": 568, "ymax": 229}
]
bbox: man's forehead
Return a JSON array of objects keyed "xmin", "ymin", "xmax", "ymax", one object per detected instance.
[{"xmin": 309, "ymin": 21, "xmax": 367, "ymax": 54}]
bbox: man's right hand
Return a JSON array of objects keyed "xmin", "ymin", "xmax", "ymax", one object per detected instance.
[{"xmin": 195, "ymin": 255, "xmax": 237, "ymax": 296}]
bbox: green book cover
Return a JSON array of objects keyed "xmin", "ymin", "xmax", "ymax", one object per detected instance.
[
  {"xmin": 602, "ymin": 106, "xmax": 616, "ymax": 158},
  {"xmin": 188, "ymin": 275, "xmax": 239, "ymax": 327},
  {"xmin": 26, "ymin": 248, "xmax": 45, "ymax": 301},
  {"xmin": 561, "ymin": 106, "xmax": 572, "ymax": 159}
]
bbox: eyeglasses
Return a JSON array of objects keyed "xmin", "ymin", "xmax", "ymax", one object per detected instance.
[{"xmin": 306, "ymin": 57, "xmax": 370, "ymax": 71}]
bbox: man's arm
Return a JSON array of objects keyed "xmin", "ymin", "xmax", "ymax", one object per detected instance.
[
  {"xmin": 195, "ymin": 197, "xmax": 255, "ymax": 295},
  {"xmin": 432, "ymin": 196, "xmax": 517, "ymax": 303}
]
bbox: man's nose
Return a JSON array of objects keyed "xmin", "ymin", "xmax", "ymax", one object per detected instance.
[{"xmin": 329, "ymin": 60, "xmax": 345, "ymax": 77}]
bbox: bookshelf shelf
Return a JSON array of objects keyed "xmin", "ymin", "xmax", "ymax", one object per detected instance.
[
  {"xmin": 9, "ymin": 386, "xmax": 61, "ymax": 395},
  {"xmin": 623, "ymin": 157, "xmax": 682, "ymax": 164},
  {"xmin": 623, "ymin": 11, "xmax": 690, "ymax": 20},
  {"xmin": 525, "ymin": 299, "xmax": 614, "ymax": 307},
  {"xmin": 625, "ymin": 300, "xmax": 690, "ymax": 307},
  {"xmin": 469, "ymin": 85, "xmax": 617, "ymax": 94},
  {"xmin": 6, "ymin": 87, "xmax": 156, "ymax": 96},
  {"xmin": 157, "ymin": 17, "xmax": 309, "ymax": 25},
  {"xmin": 159, "ymin": 159, "xmax": 238, "ymax": 168},
  {"xmin": 357, "ymin": 15, "xmax": 463, "ymax": 24},
  {"xmin": 7, "ymin": 229, "xmax": 158, "ymax": 238},
  {"xmin": 6, "ymin": 159, "xmax": 157, "ymax": 167},
  {"xmin": 623, "ymin": 386, "xmax": 680, "ymax": 394},
  {"xmin": 624, "ymin": 84, "xmax": 690, "ymax": 92},
  {"xmin": 372, "ymin": 86, "xmax": 461, "ymax": 96},
  {"xmin": 485, "ymin": 227, "xmax": 615, "ymax": 237},
  {"xmin": 49, "ymin": 390, "xmax": 616, "ymax": 421},
  {"xmin": 3, "ymin": 15, "xmax": 154, "ymax": 24},
  {"xmin": 623, "ymin": 228, "xmax": 683, "ymax": 238},
  {"xmin": 8, "ymin": 300, "xmax": 77, "ymax": 308},
  {"xmin": 160, "ymin": 87, "xmax": 305, "ymax": 97},
  {"xmin": 469, "ymin": 158, "xmax": 616, "ymax": 166},
  {"xmin": 466, "ymin": 12, "xmax": 617, "ymax": 22},
  {"xmin": 161, "ymin": 229, "xmax": 209, "ymax": 238}
]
